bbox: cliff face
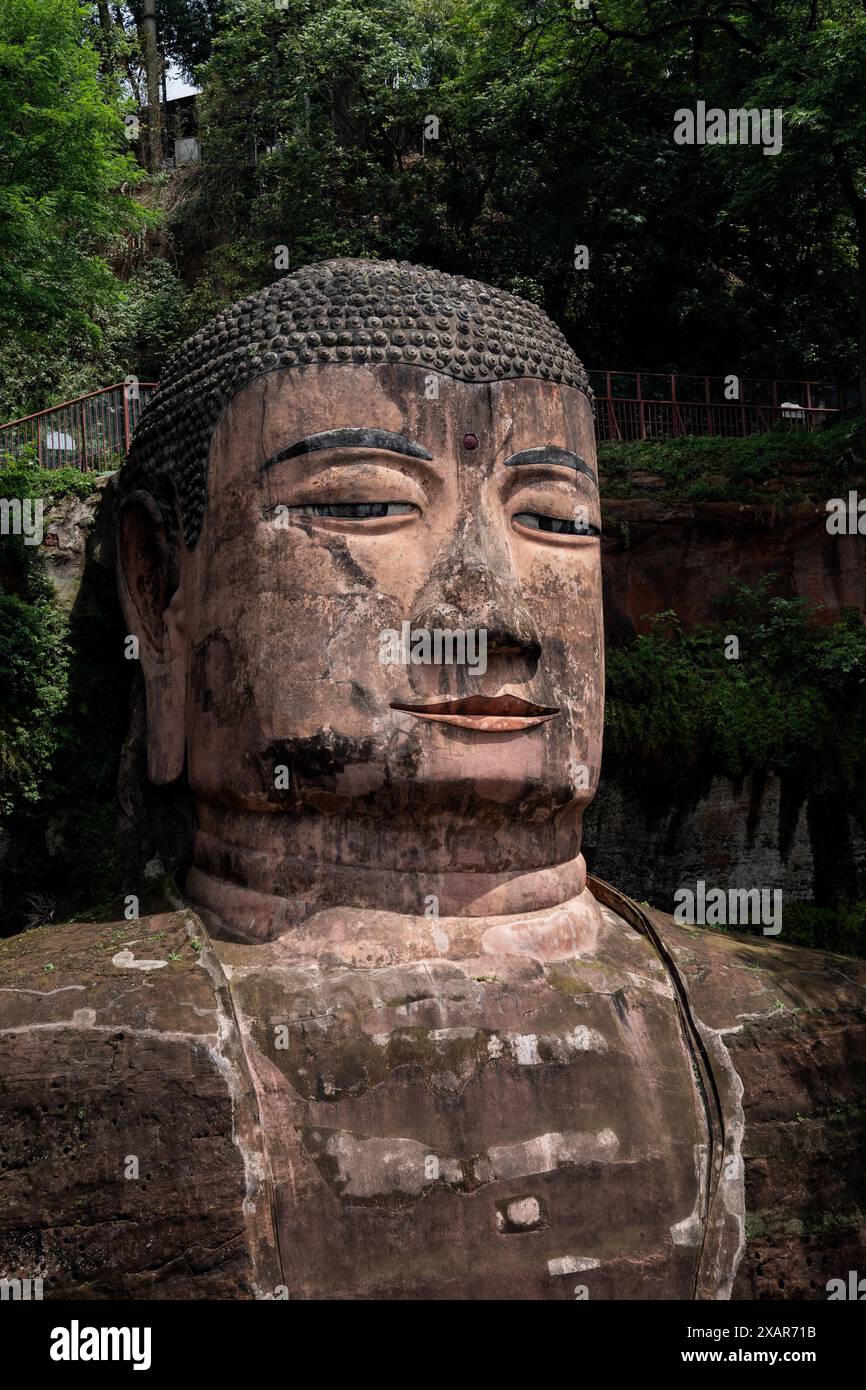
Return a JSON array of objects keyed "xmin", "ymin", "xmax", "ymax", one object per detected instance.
[
  {"xmin": 584, "ymin": 772, "xmax": 866, "ymax": 925},
  {"xmin": 592, "ymin": 483, "xmax": 866, "ymax": 917},
  {"xmin": 601, "ymin": 498, "xmax": 866, "ymax": 642},
  {"xmin": 40, "ymin": 478, "xmax": 114, "ymax": 613}
]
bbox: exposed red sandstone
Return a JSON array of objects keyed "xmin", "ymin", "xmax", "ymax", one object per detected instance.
[
  {"xmin": 1, "ymin": 892, "xmax": 862, "ymax": 1301},
  {"xmin": 601, "ymin": 499, "xmax": 866, "ymax": 641}
]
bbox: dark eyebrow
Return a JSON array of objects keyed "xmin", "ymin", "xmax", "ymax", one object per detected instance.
[
  {"xmin": 263, "ymin": 428, "xmax": 432, "ymax": 471},
  {"xmin": 504, "ymin": 445, "xmax": 597, "ymax": 486}
]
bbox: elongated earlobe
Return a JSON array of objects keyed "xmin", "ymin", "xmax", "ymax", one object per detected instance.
[{"xmin": 117, "ymin": 495, "xmax": 187, "ymax": 784}]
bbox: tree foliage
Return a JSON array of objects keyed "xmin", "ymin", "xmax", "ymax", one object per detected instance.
[
  {"xmin": 0, "ymin": 0, "xmax": 144, "ymax": 341},
  {"xmin": 3, "ymin": 0, "xmax": 866, "ymax": 410},
  {"xmin": 168, "ymin": 0, "xmax": 864, "ymax": 386}
]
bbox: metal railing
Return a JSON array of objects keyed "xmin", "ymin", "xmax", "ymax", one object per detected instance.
[
  {"xmin": 587, "ymin": 372, "xmax": 856, "ymax": 442},
  {"xmin": 0, "ymin": 373, "xmax": 858, "ymax": 466},
  {"xmin": 0, "ymin": 383, "xmax": 158, "ymax": 470}
]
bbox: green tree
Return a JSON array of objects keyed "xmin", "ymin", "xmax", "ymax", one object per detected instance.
[
  {"xmin": 177, "ymin": 0, "xmax": 454, "ymax": 312},
  {"xmin": 178, "ymin": 0, "xmax": 860, "ymax": 390},
  {"xmin": 581, "ymin": 0, "xmax": 866, "ymax": 404},
  {"xmin": 0, "ymin": 0, "xmax": 144, "ymax": 343}
]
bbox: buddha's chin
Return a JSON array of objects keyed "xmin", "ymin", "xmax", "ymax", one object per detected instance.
[
  {"xmin": 401, "ymin": 754, "xmax": 583, "ymax": 809},
  {"xmin": 382, "ymin": 772, "xmax": 584, "ymax": 813},
  {"xmin": 187, "ymin": 785, "xmax": 583, "ymax": 825},
  {"xmin": 189, "ymin": 722, "xmax": 586, "ymax": 812}
]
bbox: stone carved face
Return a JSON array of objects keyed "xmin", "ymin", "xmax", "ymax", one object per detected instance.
[{"xmin": 119, "ymin": 361, "xmax": 604, "ymax": 929}]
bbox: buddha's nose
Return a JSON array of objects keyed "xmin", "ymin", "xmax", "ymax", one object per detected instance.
[{"xmin": 410, "ymin": 515, "xmax": 541, "ymax": 670}]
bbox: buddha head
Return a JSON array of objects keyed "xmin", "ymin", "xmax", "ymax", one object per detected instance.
[{"xmin": 116, "ymin": 260, "xmax": 604, "ymax": 941}]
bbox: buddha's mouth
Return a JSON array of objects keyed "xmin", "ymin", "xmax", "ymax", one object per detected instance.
[{"xmin": 390, "ymin": 695, "xmax": 560, "ymax": 731}]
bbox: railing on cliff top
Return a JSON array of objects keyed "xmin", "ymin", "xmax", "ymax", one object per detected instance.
[
  {"xmin": 0, "ymin": 373, "xmax": 858, "ymax": 469},
  {"xmin": 587, "ymin": 371, "xmax": 857, "ymax": 442},
  {"xmin": 0, "ymin": 383, "xmax": 158, "ymax": 471}
]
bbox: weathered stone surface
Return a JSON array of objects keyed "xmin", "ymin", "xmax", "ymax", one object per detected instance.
[
  {"xmin": 208, "ymin": 891, "xmax": 715, "ymax": 1300},
  {"xmin": 2, "ymin": 893, "xmax": 862, "ymax": 1300},
  {"xmin": 601, "ymin": 498, "xmax": 866, "ymax": 642},
  {"xmin": 584, "ymin": 769, "xmax": 866, "ymax": 909},
  {"xmin": 31, "ymin": 476, "xmax": 118, "ymax": 616},
  {"xmin": 645, "ymin": 906, "xmax": 866, "ymax": 1300},
  {"xmin": 118, "ymin": 356, "xmax": 604, "ymax": 936},
  {"xmin": 0, "ymin": 911, "xmax": 254, "ymax": 1299}
]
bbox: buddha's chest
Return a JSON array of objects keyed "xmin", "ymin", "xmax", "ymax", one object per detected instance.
[{"xmin": 223, "ymin": 932, "xmax": 708, "ymax": 1299}]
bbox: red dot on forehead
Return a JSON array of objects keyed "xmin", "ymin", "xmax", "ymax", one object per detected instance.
[{"xmin": 462, "ymin": 433, "xmax": 479, "ymax": 450}]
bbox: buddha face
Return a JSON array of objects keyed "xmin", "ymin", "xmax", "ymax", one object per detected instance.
[{"xmin": 121, "ymin": 362, "xmax": 603, "ymax": 830}]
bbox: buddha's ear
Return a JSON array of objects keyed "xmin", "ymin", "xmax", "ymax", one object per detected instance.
[{"xmin": 117, "ymin": 493, "xmax": 187, "ymax": 784}]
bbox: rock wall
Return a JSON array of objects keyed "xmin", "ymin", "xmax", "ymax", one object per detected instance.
[
  {"xmin": 600, "ymin": 498, "xmax": 866, "ymax": 642},
  {"xmin": 591, "ymin": 485, "xmax": 866, "ymax": 911},
  {"xmin": 584, "ymin": 771, "xmax": 866, "ymax": 911},
  {"xmin": 41, "ymin": 478, "xmax": 113, "ymax": 613}
]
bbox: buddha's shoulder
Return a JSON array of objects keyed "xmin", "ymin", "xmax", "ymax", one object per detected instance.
[
  {"xmin": 600, "ymin": 887, "xmax": 866, "ymax": 1100},
  {"xmin": 0, "ymin": 911, "xmax": 254, "ymax": 1298},
  {"xmin": 641, "ymin": 901, "xmax": 866, "ymax": 1298},
  {"xmin": 590, "ymin": 875, "xmax": 866, "ymax": 1020},
  {"xmin": 589, "ymin": 879, "xmax": 866, "ymax": 1296},
  {"xmin": 647, "ymin": 905, "xmax": 866, "ymax": 1025}
]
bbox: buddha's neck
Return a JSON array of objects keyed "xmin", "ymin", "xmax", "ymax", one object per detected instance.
[{"xmin": 184, "ymin": 799, "xmax": 589, "ymax": 942}]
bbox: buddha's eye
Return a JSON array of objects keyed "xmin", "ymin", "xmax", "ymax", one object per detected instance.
[
  {"xmin": 288, "ymin": 502, "xmax": 418, "ymax": 519},
  {"xmin": 513, "ymin": 512, "xmax": 600, "ymax": 537}
]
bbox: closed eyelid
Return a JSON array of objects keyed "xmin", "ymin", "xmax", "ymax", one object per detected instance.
[
  {"xmin": 501, "ymin": 469, "xmax": 599, "ymax": 515},
  {"xmin": 269, "ymin": 458, "xmax": 430, "ymax": 507}
]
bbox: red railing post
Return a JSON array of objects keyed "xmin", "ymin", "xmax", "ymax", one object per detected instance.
[
  {"xmin": 603, "ymin": 370, "xmax": 619, "ymax": 441},
  {"xmin": 122, "ymin": 384, "xmax": 132, "ymax": 456},
  {"xmin": 636, "ymin": 373, "xmax": 646, "ymax": 440}
]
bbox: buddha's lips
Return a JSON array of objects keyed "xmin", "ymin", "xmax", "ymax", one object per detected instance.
[{"xmin": 390, "ymin": 695, "xmax": 560, "ymax": 731}]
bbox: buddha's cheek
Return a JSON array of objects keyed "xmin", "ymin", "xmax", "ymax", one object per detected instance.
[
  {"xmin": 519, "ymin": 550, "xmax": 604, "ymax": 792},
  {"xmin": 185, "ymin": 533, "xmax": 410, "ymax": 803}
]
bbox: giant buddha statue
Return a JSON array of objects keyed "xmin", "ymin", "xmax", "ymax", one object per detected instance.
[{"xmin": 1, "ymin": 261, "xmax": 864, "ymax": 1301}]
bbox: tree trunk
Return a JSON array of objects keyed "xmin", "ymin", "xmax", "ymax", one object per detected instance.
[
  {"xmin": 141, "ymin": 0, "xmax": 163, "ymax": 175},
  {"xmin": 94, "ymin": 2, "xmax": 114, "ymax": 75}
]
